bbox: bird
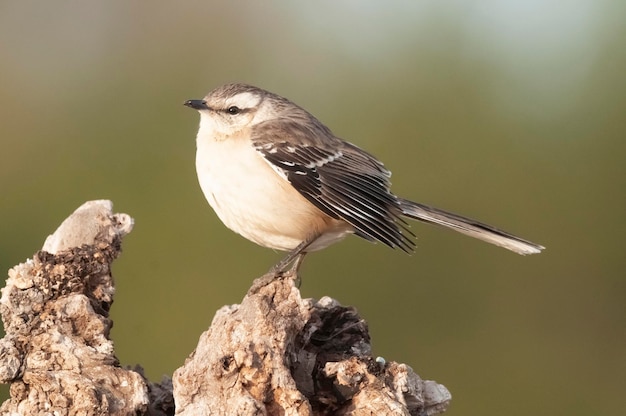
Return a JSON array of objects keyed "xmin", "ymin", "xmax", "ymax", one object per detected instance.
[{"xmin": 184, "ymin": 83, "xmax": 543, "ymax": 274}]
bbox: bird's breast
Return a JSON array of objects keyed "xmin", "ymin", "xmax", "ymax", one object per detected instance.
[{"xmin": 195, "ymin": 132, "xmax": 351, "ymax": 251}]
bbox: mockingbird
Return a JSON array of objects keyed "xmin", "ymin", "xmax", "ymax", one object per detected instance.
[{"xmin": 185, "ymin": 83, "xmax": 543, "ymax": 273}]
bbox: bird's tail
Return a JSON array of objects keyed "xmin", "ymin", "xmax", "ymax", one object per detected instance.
[{"xmin": 397, "ymin": 198, "xmax": 544, "ymax": 255}]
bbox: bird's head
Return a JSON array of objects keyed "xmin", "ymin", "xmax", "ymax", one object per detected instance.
[{"xmin": 185, "ymin": 83, "xmax": 296, "ymax": 138}]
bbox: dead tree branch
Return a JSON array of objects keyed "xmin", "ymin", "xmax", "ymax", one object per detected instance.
[{"xmin": 0, "ymin": 200, "xmax": 450, "ymax": 415}]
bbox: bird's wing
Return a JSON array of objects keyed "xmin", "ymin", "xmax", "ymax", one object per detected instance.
[{"xmin": 251, "ymin": 119, "xmax": 414, "ymax": 252}]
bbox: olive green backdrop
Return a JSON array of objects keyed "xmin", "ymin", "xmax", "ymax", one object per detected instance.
[{"xmin": 1, "ymin": 1, "xmax": 624, "ymax": 415}]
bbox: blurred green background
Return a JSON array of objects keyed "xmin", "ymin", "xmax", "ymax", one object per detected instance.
[{"xmin": 1, "ymin": 1, "xmax": 624, "ymax": 415}]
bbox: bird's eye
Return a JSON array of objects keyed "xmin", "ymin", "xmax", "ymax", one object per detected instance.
[{"xmin": 227, "ymin": 106, "xmax": 241, "ymax": 115}]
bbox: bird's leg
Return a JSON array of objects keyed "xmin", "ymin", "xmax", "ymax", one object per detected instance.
[
  {"xmin": 249, "ymin": 240, "xmax": 311, "ymax": 295},
  {"xmin": 269, "ymin": 236, "xmax": 316, "ymax": 275},
  {"xmin": 247, "ymin": 238, "xmax": 316, "ymax": 296},
  {"xmin": 290, "ymin": 252, "xmax": 307, "ymax": 274},
  {"xmin": 289, "ymin": 252, "xmax": 307, "ymax": 288}
]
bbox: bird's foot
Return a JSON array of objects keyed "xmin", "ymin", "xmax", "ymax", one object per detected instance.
[{"xmin": 247, "ymin": 268, "xmax": 299, "ymax": 296}]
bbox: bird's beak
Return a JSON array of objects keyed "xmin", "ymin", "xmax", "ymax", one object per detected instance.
[{"xmin": 184, "ymin": 99, "xmax": 209, "ymax": 110}]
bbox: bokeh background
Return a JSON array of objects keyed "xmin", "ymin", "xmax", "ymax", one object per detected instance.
[{"xmin": 1, "ymin": 1, "xmax": 624, "ymax": 415}]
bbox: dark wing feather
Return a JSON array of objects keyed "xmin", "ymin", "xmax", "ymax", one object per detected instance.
[{"xmin": 252, "ymin": 119, "xmax": 415, "ymax": 252}]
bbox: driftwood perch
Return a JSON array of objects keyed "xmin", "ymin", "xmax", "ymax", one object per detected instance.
[
  {"xmin": 0, "ymin": 201, "xmax": 154, "ymax": 415},
  {"xmin": 0, "ymin": 200, "xmax": 451, "ymax": 415}
]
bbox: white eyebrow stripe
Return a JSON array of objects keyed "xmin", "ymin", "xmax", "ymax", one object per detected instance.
[{"xmin": 227, "ymin": 92, "xmax": 262, "ymax": 109}]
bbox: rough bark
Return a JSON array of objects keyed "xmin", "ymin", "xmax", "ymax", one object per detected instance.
[
  {"xmin": 0, "ymin": 200, "xmax": 156, "ymax": 415},
  {"xmin": 0, "ymin": 200, "xmax": 451, "ymax": 415},
  {"xmin": 173, "ymin": 279, "xmax": 451, "ymax": 416}
]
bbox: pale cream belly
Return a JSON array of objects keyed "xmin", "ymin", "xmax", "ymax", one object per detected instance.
[{"xmin": 196, "ymin": 135, "xmax": 352, "ymax": 252}]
